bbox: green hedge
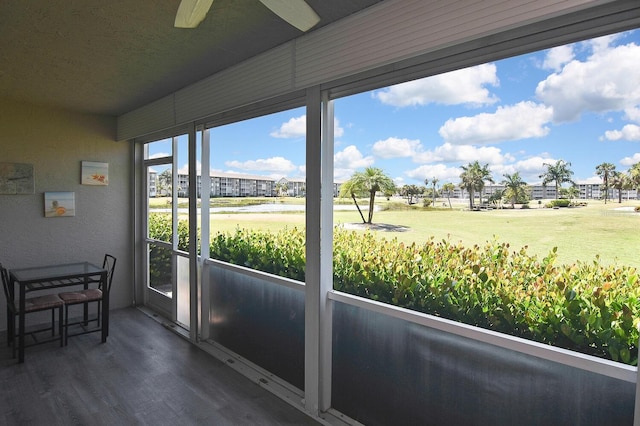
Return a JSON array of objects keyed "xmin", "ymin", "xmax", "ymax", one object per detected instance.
[
  {"xmin": 149, "ymin": 214, "xmax": 640, "ymax": 365},
  {"xmin": 545, "ymin": 199, "xmax": 571, "ymax": 208}
]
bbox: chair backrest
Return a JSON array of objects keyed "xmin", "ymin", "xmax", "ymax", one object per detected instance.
[
  {"xmin": 102, "ymin": 254, "xmax": 117, "ymax": 292},
  {"xmin": 0, "ymin": 263, "xmax": 15, "ymax": 310}
]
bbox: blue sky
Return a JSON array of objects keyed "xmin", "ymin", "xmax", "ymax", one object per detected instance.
[{"xmin": 165, "ymin": 29, "xmax": 640, "ymax": 188}]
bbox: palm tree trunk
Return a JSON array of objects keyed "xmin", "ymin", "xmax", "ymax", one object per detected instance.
[
  {"xmin": 367, "ymin": 191, "xmax": 375, "ymax": 223},
  {"xmin": 447, "ymin": 195, "xmax": 452, "ymax": 209},
  {"xmin": 351, "ymin": 193, "xmax": 366, "ymax": 223}
]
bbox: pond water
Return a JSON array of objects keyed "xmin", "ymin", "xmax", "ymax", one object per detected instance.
[
  {"xmin": 152, "ymin": 203, "xmax": 376, "ymax": 213},
  {"xmin": 210, "ymin": 203, "xmax": 372, "ymax": 213}
]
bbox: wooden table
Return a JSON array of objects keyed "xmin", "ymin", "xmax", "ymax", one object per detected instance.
[{"xmin": 9, "ymin": 262, "xmax": 108, "ymax": 363}]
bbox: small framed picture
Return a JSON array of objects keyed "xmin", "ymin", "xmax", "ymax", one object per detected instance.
[
  {"xmin": 81, "ymin": 161, "xmax": 109, "ymax": 185},
  {"xmin": 44, "ymin": 192, "xmax": 75, "ymax": 217},
  {"xmin": 0, "ymin": 162, "xmax": 34, "ymax": 194}
]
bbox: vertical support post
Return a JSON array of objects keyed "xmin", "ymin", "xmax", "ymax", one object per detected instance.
[
  {"xmin": 305, "ymin": 85, "xmax": 321, "ymax": 414},
  {"xmin": 319, "ymin": 92, "xmax": 335, "ymax": 411},
  {"xmin": 172, "ymin": 135, "xmax": 180, "ymax": 324},
  {"xmin": 200, "ymin": 127, "xmax": 211, "ymax": 262},
  {"xmin": 187, "ymin": 123, "xmax": 199, "ymax": 342},
  {"xmin": 634, "ymin": 329, "xmax": 640, "ymax": 425},
  {"xmin": 132, "ymin": 141, "xmax": 144, "ymax": 307},
  {"xmin": 305, "ymin": 88, "xmax": 334, "ymax": 415},
  {"xmin": 200, "ymin": 128, "xmax": 211, "ymax": 341}
]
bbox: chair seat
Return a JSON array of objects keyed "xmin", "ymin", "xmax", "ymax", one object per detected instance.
[
  {"xmin": 58, "ymin": 291, "xmax": 88, "ymax": 303},
  {"xmin": 59, "ymin": 288, "xmax": 103, "ymax": 304},
  {"xmin": 24, "ymin": 294, "xmax": 64, "ymax": 312},
  {"xmin": 82, "ymin": 288, "xmax": 103, "ymax": 301},
  {"xmin": 59, "ymin": 254, "xmax": 115, "ymax": 346}
]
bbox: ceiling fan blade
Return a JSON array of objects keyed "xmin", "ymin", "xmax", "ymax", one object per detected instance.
[
  {"xmin": 259, "ymin": 0, "xmax": 320, "ymax": 32},
  {"xmin": 175, "ymin": 0, "xmax": 215, "ymax": 28}
]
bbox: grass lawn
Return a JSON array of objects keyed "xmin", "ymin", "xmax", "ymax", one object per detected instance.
[{"xmin": 204, "ymin": 198, "xmax": 640, "ymax": 268}]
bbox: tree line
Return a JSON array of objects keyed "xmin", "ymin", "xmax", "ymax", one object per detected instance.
[{"xmin": 340, "ymin": 161, "xmax": 640, "ymax": 223}]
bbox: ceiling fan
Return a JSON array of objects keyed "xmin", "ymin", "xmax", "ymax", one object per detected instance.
[{"xmin": 174, "ymin": 0, "xmax": 321, "ymax": 32}]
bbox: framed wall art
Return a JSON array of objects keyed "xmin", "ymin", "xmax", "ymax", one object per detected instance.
[
  {"xmin": 81, "ymin": 161, "xmax": 109, "ymax": 185},
  {"xmin": 44, "ymin": 192, "xmax": 76, "ymax": 217},
  {"xmin": 0, "ymin": 162, "xmax": 34, "ymax": 194}
]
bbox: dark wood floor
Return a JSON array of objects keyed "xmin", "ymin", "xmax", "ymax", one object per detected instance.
[{"xmin": 0, "ymin": 307, "xmax": 320, "ymax": 425}]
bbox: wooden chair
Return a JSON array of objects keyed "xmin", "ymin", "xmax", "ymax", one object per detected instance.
[
  {"xmin": 58, "ymin": 254, "xmax": 116, "ymax": 345},
  {"xmin": 1, "ymin": 263, "xmax": 64, "ymax": 358}
]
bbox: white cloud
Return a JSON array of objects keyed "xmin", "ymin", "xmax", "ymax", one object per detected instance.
[
  {"xmin": 334, "ymin": 168, "xmax": 354, "ymax": 182},
  {"xmin": 270, "ymin": 115, "xmax": 305, "ymax": 138},
  {"xmin": 225, "ymin": 156, "xmax": 296, "ymax": 173},
  {"xmin": 371, "ymin": 137, "xmax": 421, "ymax": 158},
  {"xmin": 621, "ymin": 153, "xmax": 640, "ymax": 166},
  {"xmin": 405, "ymin": 164, "xmax": 462, "ymax": 182},
  {"xmin": 413, "ymin": 143, "xmax": 511, "ymax": 165},
  {"xmin": 625, "ymin": 107, "xmax": 640, "ymax": 123},
  {"xmin": 577, "ymin": 175, "xmax": 605, "ymax": 185},
  {"xmin": 333, "ymin": 145, "xmax": 375, "ymax": 181},
  {"xmin": 393, "ymin": 176, "xmax": 405, "ymax": 186},
  {"xmin": 270, "ymin": 115, "xmax": 344, "ymax": 138},
  {"xmin": 334, "ymin": 145, "xmax": 375, "ymax": 170},
  {"xmin": 149, "ymin": 152, "xmax": 170, "ymax": 159},
  {"xmin": 491, "ymin": 156, "xmax": 555, "ymax": 183},
  {"xmin": 542, "ymin": 45, "xmax": 574, "ymax": 71},
  {"xmin": 536, "ymin": 42, "xmax": 640, "ymax": 122},
  {"xmin": 373, "ymin": 64, "xmax": 499, "ymax": 107},
  {"xmin": 439, "ymin": 101, "xmax": 553, "ymax": 145},
  {"xmin": 583, "ymin": 33, "xmax": 620, "ymax": 54},
  {"xmin": 333, "ymin": 118, "xmax": 345, "ymax": 138},
  {"xmin": 177, "ymin": 161, "xmax": 202, "ymax": 175},
  {"xmin": 603, "ymin": 124, "xmax": 640, "ymax": 141},
  {"xmin": 512, "ymin": 156, "xmax": 556, "ymax": 173}
]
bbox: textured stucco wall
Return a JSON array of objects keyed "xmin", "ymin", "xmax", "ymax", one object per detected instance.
[{"xmin": 0, "ymin": 98, "xmax": 131, "ymax": 331}]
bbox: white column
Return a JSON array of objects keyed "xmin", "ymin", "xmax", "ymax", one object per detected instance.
[
  {"xmin": 305, "ymin": 86, "xmax": 334, "ymax": 415},
  {"xmin": 200, "ymin": 128, "xmax": 211, "ymax": 341},
  {"xmin": 319, "ymin": 93, "xmax": 335, "ymax": 411},
  {"xmin": 635, "ymin": 329, "xmax": 640, "ymax": 425},
  {"xmin": 187, "ymin": 123, "xmax": 199, "ymax": 342}
]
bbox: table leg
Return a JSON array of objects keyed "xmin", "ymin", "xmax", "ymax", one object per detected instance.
[
  {"xmin": 6, "ymin": 311, "xmax": 12, "ymax": 346},
  {"xmin": 83, "ymin": 276, "xmax": 89, "ymax": 325},
  {"xmin": 7, "ymin": 279, "xmax": 14, "ymax": 347},
  {"xmin": 18, "ymin": 281, "xmax": 25, "ymax": 363},
  {"xmin": 101, "ymin": 271, "xmax": 109, "ymax": 343}
]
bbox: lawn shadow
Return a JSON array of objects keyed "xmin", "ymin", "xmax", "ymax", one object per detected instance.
[{"xmin": 341, "ymin": 223, "xmax": 410, "ymax": 232}]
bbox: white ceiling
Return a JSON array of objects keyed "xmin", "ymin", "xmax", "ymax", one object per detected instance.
[{"xmin": 0, "ymin": 0, "xmax": 382, "ymax": 116}]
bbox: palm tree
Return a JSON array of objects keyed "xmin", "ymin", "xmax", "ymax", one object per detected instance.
[
  {"xmin": 339, "ymin": 179, "xmax": 366, "ymax": 223},
  {"xmin": 487, "ymin": 189, "xmax": 505, "ymax": 207},
  {"xmin": 275, "ymin": 182, "xmax": 289, "ymax": 197},
  {"xmin": 340, "ymin": 167, "xmax": 395, "ymax": 223},
  {"xmin": 459, "ymin": 166, "xmax": 476, "ymax": 210},
  {"xmin": 157, "ymin": 169, "xmax": 173, "ymax": 196},
  {"xmin": 401, "ymin": 184, "xmax": 422, "ymax": 205},
  {"xmin": 460, "ymin": 161, "xmax": 493, "ymax": 209},
  {"xmin": 610, "ymin": 172, "xmax": 629, "ymax": 203},
  {"xmin": 477, "ymin": 164, "xmax": 494, "ymax": 206},
  {"xmin": 595, "ymin": 162, "xmax": 616, "ymax": 204},
  {"xmin": 629, "ymin": 163, "xmax": 640, "ymax": 197},
  {"xmin": 501, "ymin": 172, "xmax": 527, "ymax": 208},
  {"xmin": 427, "ymin": 177, "xmax": 439, "ymax": 206},
  {"xmin": 559, "ymin": 185, "xmax": 580, "ymax": 203},
  {"xmin": 442, "ymin": 182, "xmax": 455, "ymax": 209},
  {"xmin": 539, "ymin": 160, "xmax": 574, "ymax": 199}
]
